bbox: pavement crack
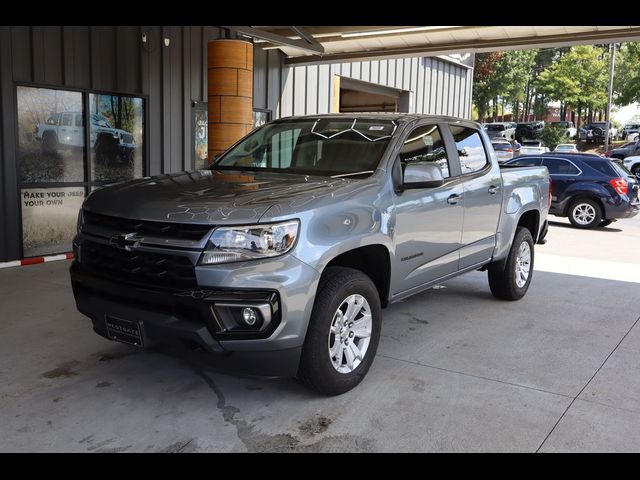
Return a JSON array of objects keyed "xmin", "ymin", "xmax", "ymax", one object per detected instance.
[
  {"xmin": 535, "ymin": 313, "xmax": 640, "ymax": 453},
  {"xmin": 378, "ymin": 353, "xmax": 573, "ymax": 400}
]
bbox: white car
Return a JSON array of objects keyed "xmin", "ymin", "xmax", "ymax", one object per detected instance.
[
  {"xmin": 491, "ymin": 140, "xmax": 515, "ymax": 163},
  {"xmin": 520, "ymin": 146, "xmax": 550, "ymax": 155},
  {"xmin": 554, "ymin": 143, "xmax": 579, "ymax": 153},
  {"xmin": 520, "ymin": 141, "xmax": 550, "ymax": 155},
  {"xmin": 484, "ymin": 122, "xmax": 516, "ymax": 141},
  {"xmin": 627, "ymin": 132, "xmax": 639, "ymax": 143},
  {"xmin": 622, "ymin": 155, "xmax": 640, "ymax": 177}
]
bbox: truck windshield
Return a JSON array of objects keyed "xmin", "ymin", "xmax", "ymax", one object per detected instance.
[{"xmin": 211, "ymin": 118, "xmax": 396, "ymax": 178}]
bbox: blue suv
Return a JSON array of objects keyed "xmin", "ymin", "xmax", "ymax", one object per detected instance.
[{"xmin": 505, "ymin": 153, "xmax": 639, "ymax": 229}]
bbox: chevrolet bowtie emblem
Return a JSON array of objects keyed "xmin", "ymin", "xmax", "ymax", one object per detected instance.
[{"xmin": 110, "ymin": 233, "xmax": 143, "ymax": 251}]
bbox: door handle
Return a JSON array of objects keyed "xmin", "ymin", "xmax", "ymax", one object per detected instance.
[
  {"xmin": 488, "ymin": 185, "xmax": 501, "ymax": 195},
  {"xmin": 447, "ymin": 194, "xmax": 462, "ymax": 205}
]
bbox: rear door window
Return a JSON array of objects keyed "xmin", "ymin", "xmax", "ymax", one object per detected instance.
[
  {"xmin": 542, "ymin": 158, "xmax": 580, "ymax": 175},
  {"xmin": 449, "ymin": 126, "xmax": 489, "ymax": 174},
  {"xmin": 583, "ymin": 159, "xmax": 616, "ymax": 176}
]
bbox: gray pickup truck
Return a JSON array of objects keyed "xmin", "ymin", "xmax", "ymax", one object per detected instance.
[{"xmin": 70, "ymin": 114, "xmax": 550, "ymax": 395}]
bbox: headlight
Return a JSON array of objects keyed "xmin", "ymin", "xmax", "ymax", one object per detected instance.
[{"xmin": 199, "ymin": 220, "xmax": 299, "ymax": 265}]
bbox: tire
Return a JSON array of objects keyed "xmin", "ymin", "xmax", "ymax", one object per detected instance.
[
  {"xmin": 631, "ymin": 165, "xmax": 640, "ymax": 179},
  {"xmin": 298, "ymin": 267, "xmax": 382, "ymax": 396},
  {"xmin": 41, "ymin": 133, "xmax": 58, "ymax": 155},
  {"xmin": 568, "ymin": 198, "xmax": 602, "ymax": 229},
  {"xmin": 488, "ymin": 227, "xmax": 534, "ymax": 301},
  {"xmin": 95, "ymin": 138, "xmax": 119, "ymax": 166},
  {"xmin": 599, "ymin": 219, "xmax": 613, "ymax": 228}
]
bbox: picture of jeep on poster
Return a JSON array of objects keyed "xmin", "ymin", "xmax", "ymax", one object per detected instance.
[
  {"xmin": 89, "ymin": 94, "xmax": 144, "ymax": 182},
  {"xmin": 17, "ymin": 86, "xmax": 84, "ymax": 184}
]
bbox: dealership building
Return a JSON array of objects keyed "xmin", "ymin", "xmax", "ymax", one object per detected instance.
[
  {"xmin": 2, "ymin": 25, "xmax": 639, "ymax": 263},
  {"xmin": 0, "ymin": 26, "xmax": 476, "ymax": 262}
]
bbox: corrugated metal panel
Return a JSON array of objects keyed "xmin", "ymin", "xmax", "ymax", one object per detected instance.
[
  {"xmin": 276, "ymin": 53, "xmax": 474, "ymax": 119},
  {"xmin": 0, "ymin": 26, "xmax": 285, "ymax": 260}
]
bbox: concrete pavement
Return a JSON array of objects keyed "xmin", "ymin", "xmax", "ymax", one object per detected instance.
[{"xmin": 0, "ymin": 215, "xmax": 638, "ymax": 452}]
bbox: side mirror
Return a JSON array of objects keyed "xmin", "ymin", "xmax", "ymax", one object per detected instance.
[{"xmin": 402, "ymin": 162, "xmax": 445, "ymax": 189}]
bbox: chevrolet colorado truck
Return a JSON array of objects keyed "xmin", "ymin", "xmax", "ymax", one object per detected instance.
[{"xmin": 70, "ymin": 114, "xmax": 550, "ymax": 395}]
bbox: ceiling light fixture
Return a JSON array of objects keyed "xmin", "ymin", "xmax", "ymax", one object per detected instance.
[{"xmin": 341, "ymin": 26, "xmax": 463, "ymax": 38}]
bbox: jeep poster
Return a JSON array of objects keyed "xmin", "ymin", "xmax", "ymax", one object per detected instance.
[
  {"xmin": 17, "ymin": 86, "xmax": 85, "ymax": 184},
  {"xmin": 21, "ymin": 187, "xmax": 85, "ymax": 257},
  {"xmin": 89, "ymin": 93, "xmax": 144, "ymax": 182}
]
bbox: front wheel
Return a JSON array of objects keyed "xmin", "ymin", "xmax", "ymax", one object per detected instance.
[
  {"xmin": 298, "ymin": 267, "xmax": 382, "ymax": 396},
  {"xmin": 488, "ymin": 227, "xmax": 534, "ymax": 301},
  {"xmin": 568, "ymin": 198, "xmax": 602, "ymax": 229},
  {"xmin": 631, "ymin": 165, "xmax": 640, "ymax": 179}
]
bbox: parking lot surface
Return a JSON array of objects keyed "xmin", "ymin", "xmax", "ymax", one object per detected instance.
[{"xmin": 1, "ymin": 216, "xmax": 639, "ymax": 452}]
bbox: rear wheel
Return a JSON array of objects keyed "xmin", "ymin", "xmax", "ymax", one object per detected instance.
[
  {"xmin": 488, "ymin": 226, "xmax": 534, "ymax": 301},
  {"xmin": 298, "ymin": 267, "xmax": 382, "ymax": 396},
  {"xmin": 631, "ymin": 165, "xmax": 640, "ymax": 178},
  {"xmin": 568, "ymin": 198, "xmax": 602, "ymax": 229}
]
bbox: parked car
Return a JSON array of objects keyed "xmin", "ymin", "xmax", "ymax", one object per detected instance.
[
  {"xmin": 515, "ymin": 121, "xmax": 545, "ymax": 142},
  {"xmin": 505, "ymin": 152, "xmax": 639, "ymax": 229},
  {"xmin": 35, "ymin": 111, "xmax": 136, "ymax": 165},
  {"xmin": 627, "ymin": 132, "xmax": 639, "ymax": 143},
  {"xmin": 550, "ymin": 121, "xmax": 577, "ymax": 139},
  {"xmin": 622, "ymin": 122, "xmax": 640, "ymax": 139},
  {"xmin": 520, "ymin": 141, "xmax": 550, "ymax": 155},
  {"xmin": 484, "ymin": 122, "xmax": 516, "ymax": 141},
  {"xmin": 491, "ymin": 139, "xmax": 515, "ymax": 163},
  {"xmin": 69, "ymin": 114, "xmax": 550, "ymax": 395},
  {"xmin": 622, "ymin": 155, "xmax": 640, "ymax": 177},
  {"xmin": 608, "ymin": 139, "xmax": 640, "ymax": 160},
  {"xmin": 554, "ymin": 143, "xmax": 579, "ymax": 153},
  {"xmin": 578, "ymin": 121, "xmax": 617, "ymax": 143}
]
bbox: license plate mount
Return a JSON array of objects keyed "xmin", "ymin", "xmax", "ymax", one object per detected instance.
[{"xmin": 105, "ymin": 315, "xmax": 144, "ymax": 347}]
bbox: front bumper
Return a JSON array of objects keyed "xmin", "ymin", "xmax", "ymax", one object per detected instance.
[{"xmin": 69, "ymin": 250, "xmax": 321, "ymax": 377}]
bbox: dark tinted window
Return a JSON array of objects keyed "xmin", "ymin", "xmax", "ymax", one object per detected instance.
[
  {"xmin": 507, "ymin": 157, "xmax": 542, "ymax": 167},
  {"xmin": 399, "ymin": 124, "xmax": 450, "ymax": 178},
  {"xmin": 450, "ymin": 126, "xmax": 488, "ymax": 174},
  {"xmin": 542, "ymin": 158, "xmax": 580, "ymax": 175},
  {"xmin": 583, "ymin": 159, "xmax": 616, "ymax": 176},
  {"xmin": 486, "ymin": 124, "xmax": 505, "ymax": 131}
]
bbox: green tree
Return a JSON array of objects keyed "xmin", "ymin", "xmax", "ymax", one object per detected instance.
[
  {"xmin": 537, "ymin": 45, "xmax": 609, "ymax": 128},
  {"xmin": 614, "ymin": 42, "xmax": 640, "ymax": 106},
  {"xmin": 540, "ymin": 124, "xmax": 569, "ymax": 150},
  {"xmin": 473, "ymin": 52, "xmax": 504, "ymax": 121}
]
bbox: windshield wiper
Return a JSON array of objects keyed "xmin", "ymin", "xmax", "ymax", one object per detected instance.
[{"xmin": 330, "ymin": 171, "xmax": 374, "ymax": 178}]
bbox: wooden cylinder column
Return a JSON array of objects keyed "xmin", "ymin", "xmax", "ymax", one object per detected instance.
[{"xmin": 207, "ymin": 39, "xmax": 253, "ymax": 162}]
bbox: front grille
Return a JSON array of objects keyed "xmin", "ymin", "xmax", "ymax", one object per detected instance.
[
  {"xmin": 83, "ymin": 210, "xmax": 212, "ymax": 242},
  {"xmin": 81, "ymin": 240, "xmax": 197, "ymax": 289},
  {"xmin": 121, "ymin": 133, "xmax": 134, "ymax": 144}
]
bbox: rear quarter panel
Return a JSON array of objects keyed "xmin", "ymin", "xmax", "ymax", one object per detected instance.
[{"xmin": 493, "ymin": 166, "xmax": 550, "ymax": 262}]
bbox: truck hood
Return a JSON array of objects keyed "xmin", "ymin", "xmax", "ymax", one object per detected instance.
[{"xmin": 83, "ymin": 169, "xmax": 356, "ymax": 224}]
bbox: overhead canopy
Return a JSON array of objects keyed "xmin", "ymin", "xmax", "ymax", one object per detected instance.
[{"xmin": 230, "ymin": 26, "xmax": 640, "ymax": 65}]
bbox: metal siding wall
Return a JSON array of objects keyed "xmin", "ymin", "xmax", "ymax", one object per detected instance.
[
  {"xmin": 276, "ymin": 54, "xmax": 473, "ymax": 119},
  {"xmin": 0, "ymin": 25, "xmax": 289, "ymax": 261},
  {"xmin": 306, "ymin": 65, "xmax": 318, "ymax": 114},
  {"xmin": 317, "ymin": 64, "xmax": 330, "ymax": 114}
]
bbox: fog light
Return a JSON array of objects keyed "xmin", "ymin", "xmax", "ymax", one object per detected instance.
[{"xmin": 242, "ymin": 307, "xmax": 258, "ymax": 326}]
